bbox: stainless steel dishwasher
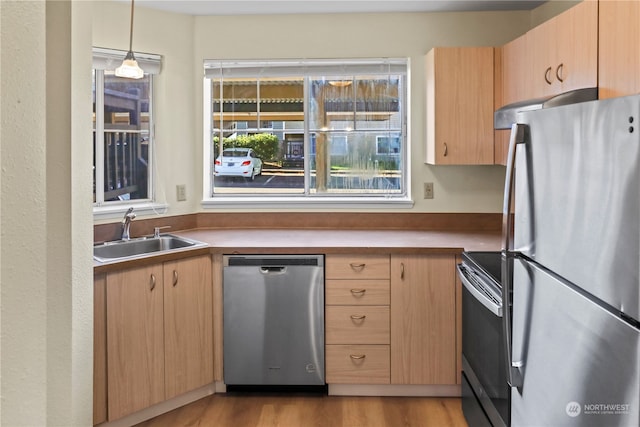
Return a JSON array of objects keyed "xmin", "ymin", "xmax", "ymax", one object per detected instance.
[{"xmin": 223, "ymin": 255, "xmax": 324, "ymax": 386}]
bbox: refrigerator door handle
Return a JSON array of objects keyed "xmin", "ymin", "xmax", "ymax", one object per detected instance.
[
  {"xmin": 501, "ymin": 123, "xmax": 526, "ymax": 252},
  {"xmin": 500, "ymin": 123, "xmax": 527, "ymax": 388},
  {"xmin": 502, "ymin": 252, "xmax": 524, "ymax": 388}
]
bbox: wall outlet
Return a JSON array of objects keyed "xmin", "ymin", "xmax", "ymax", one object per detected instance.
[
  {"xmin": 423, "ymin": 182, "xmax": 434, "ymax": 199},
  {"xmin": 176, "ymin": 184, "xmax": 187, "ymax": 201}
]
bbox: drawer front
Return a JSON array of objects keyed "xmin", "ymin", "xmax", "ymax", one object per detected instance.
[
  {"xmin": 326, "ymin": 279, "xmax": 390, "ymax": 306},
  {"xmin": 326, "ymin": 345, "xmax": 390, "ymax": 384},
  {"xmin": 325, "ymin": 306, "xmax": 390, "ymax": 344},
  {"xmin": 325, "ymin": 255, "xmax": 390, "ymax": 280}
]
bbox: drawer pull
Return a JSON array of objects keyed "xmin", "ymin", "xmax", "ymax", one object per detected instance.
[
  {"xmin": 350, "ymin": 288, "xmax": 366, "ymax": 295},
  {"xmin": 349, "ymin": 263, "xmax": 366, "ymax": 271},
  {"xmin": 350, "ymin": 354, "xmax": 366, "ymax": 360},
  {"xmin": 173, "ymin": 270, "xmax": 178, "ymax": 287},
  {"xmin": 350, "ymin": 314, "xmax": 366, "ymax": 321},
  {"xmin": 150, "ymin": 274, "xmax": 156, "ymax": 291}
]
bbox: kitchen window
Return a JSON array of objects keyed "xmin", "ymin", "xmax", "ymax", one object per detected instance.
[
  {"xmin": 202, "ymin": 58, "xmax": 410, "ymax": 207},
  {"xmin": 92, "ymin": 48, "xmax": 163, "ymax": 216}
]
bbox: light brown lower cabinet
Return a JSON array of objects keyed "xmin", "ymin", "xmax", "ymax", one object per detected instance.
[
  {"xmin": 325, "ymin": 305, "xmax": 390, "ymax": 345},
  {"xmin": 324, "ymin": 253, "xmax": 457, "ymax": 387},
  {"xmin": 326, "ymin": 345, "xmax": 391, "ymax": 384},
  {"xmin": 324, "ymin": 254, "xmax": 391, "ymax": 384},
  {"xmin": 99, "ymin": 254, "xmax": 213, "ymax": 423},
  {"xmin": 93, "ymin": 274, "xmax": 107, "ymax": 425},
  {"xmin": 163, "ymin": 257, "xmax": 214, "ymax": 400},
  {"xmin": 106, "ymin": 263, "xmax": 166, "ymax": 420},
  {"xmin": 390, "ymin": 254, "xmax": 457, "ymax": 385}
]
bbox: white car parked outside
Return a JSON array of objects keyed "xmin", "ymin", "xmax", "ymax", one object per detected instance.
[{"xmin": 214, "ymin": 148, "xmax": 263, "ymax": 180}]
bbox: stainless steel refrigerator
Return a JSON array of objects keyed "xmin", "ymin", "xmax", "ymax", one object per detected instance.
[{"xmin": 501, "ymin": 94, "xmax": 640, "ymax": 426}]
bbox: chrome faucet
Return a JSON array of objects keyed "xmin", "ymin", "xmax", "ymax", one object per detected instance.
[{"xmin": 121, "ymin": 207, "xmax": 136, "ymax": 240}]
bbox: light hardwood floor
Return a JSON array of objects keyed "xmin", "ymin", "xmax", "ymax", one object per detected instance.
[{"xmin": 134, "ymin": 394, "xmax": 468, "ymax": 427}]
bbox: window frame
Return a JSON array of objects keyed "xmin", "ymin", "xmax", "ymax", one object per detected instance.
[
  {"xmin": 201, "ymin": 58, "xmax": 412, "ymax": 209},
  {"xmin": 92, "ymin": 47, "xmax": 167, "ymax": 219}
]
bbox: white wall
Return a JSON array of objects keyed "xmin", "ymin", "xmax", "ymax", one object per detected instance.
[
  {"xmin": 0, "ymin": 1, "xmax": 94, "ymax": 426},
  {"xmin": 93, "ymin": 2, "xmax": 198, "ymax": 219},
  {"xmin": 92, "ymin": 2, "xmax": 535, "ymax": 219},
  {"xmin": 193, "ymin": 11, "xmax": 534, "ymax": 213}
]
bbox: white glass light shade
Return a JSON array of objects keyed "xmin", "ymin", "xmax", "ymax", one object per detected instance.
[{"xmin": 115, "ymin": 51, "xmax": 144, "ymax": 79}]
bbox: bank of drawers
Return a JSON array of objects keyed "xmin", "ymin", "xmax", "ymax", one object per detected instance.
[{"xmin": 325, "ymin": 255, "xmax": 391, "ymax": 384}]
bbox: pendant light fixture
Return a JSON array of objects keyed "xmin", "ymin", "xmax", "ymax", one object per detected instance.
[{"xmin": 115, "ymin": 0, "xmax": 144, "ymax": 79}]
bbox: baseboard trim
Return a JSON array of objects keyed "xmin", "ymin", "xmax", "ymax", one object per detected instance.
[
  {"xmin": 96, "ymin": 383, "xmax": 216, "ymax": 427},
  {"xmin": 328, "ymin": 384, "xmax": 461, "ymax": 397}
]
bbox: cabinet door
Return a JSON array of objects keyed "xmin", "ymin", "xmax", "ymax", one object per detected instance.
[
  {"xmin": 163, "ymin": 255, "xmax": 214, "ymax": 399},
  {"xmin": 529, "ymin": 0, "xmax": 597, "ymax": 97},
  {"xmin": 529, "ymin": 16, "xmax": 557, "ymax": 98},
  {"xmin": 390, "ymin": 254, "xmax": 456, "ymax": 385},
  {"xmin": 496, "ymin": 33, "xmax": 531, "ymax": 165},
  {"xmin": 599, "ymin": 0, "xmax": 640, "ymax": 99},
  {"xmin": 555, "ymin": 0, "xmax": 597, "ymax": 93},
  {"xmin": 501, "ymin": 33, "xmax": 532, "ymax": 106},
  {"xmin": 93, "ymin": 274, "xmax": 107, "ymax": 425},
  {"xmin": 426, "ymin": 47, "xmax": 494, "ymax": 165},
  {"xmin": 107, "ymin": 264, "xmax": 165, "ymax": 421}
]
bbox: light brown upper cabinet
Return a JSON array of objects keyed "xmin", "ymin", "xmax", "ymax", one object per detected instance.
[
  {"xmin": 500, "ymin": 33, "xmax": 532, "ymax": 107},
  {"xmin": 425, "ymin": 47, "xmax": 495, "ymax": 165},
  {"xmin": 598, "ymin": 0, "xmax": 640, "ymax": 99},
  {"xmin": 528, "ymin": 0, "xmax": 598, "ymax": 98},
  {"xmin": 495, "ymin": 33, "xmax": 531, "ymax": 165}
]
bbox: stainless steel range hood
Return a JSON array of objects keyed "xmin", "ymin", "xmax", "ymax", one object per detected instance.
[{"xmin": 494, "ymin": 87, "xmax": 598, "ymax": 129}]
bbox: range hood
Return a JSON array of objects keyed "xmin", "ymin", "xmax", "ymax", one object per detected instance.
[{"xmin": 494, "ymin": 87, "xmax": 598, "ymax": 129}]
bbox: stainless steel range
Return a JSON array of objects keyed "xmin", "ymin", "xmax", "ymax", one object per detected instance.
[{"xmin": 458, "ymin": 251, "xmax": 508, "ymax": 427}]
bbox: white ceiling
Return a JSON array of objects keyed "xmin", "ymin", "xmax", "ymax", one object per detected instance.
[{"xmin": 129, "ymin": 0, "xmax": 546, "ymax": 16}]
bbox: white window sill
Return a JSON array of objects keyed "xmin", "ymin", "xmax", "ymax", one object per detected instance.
[
  {"xmin": 201, "ymin": 196, "xmax": 414, "ymax": 210},
  {"xmin": 93, "ymin": 202, "xmax": 168, "ymax": 221}
]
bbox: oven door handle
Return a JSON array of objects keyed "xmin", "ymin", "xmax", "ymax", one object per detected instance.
[{"xmin": 457, "ymin": 265, "xmax": 502, "ymax": 317}]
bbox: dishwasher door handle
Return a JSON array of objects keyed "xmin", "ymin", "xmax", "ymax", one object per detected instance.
[{"xmin": 260, "ymin": 266, "xmax": 287, "ymax": 275}]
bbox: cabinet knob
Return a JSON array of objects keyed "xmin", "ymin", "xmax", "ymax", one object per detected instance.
[
  {"xmin": 544, "ymin": 66, "xmax": 553, "ymax": 84},
  {"xmin": 555, "ymin": 63, "xmax": 564, "ymax": 82}
]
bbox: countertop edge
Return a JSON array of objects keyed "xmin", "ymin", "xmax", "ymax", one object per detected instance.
[{"xmin": 94, "ymin": 228, "xmax": 501, "ymax": 274}]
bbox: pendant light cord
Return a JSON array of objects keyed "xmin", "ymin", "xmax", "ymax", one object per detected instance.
[{"xmin": 128, "ymin": 0, "xmax": 135, "ymax": 52}]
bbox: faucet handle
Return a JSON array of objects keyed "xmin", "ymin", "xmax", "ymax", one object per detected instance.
[
  {"xmin": 122, "ymin": 207, "xmax": 136, "ymax": 223},
  {"xmin": 153, "ymin": 226, "xmax": 171, "ymax": 238}
]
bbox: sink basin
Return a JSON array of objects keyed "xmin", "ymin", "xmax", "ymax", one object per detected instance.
[{"xmin": 94, "ymin": 235, "xmax": 207, "ymax": 262}]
